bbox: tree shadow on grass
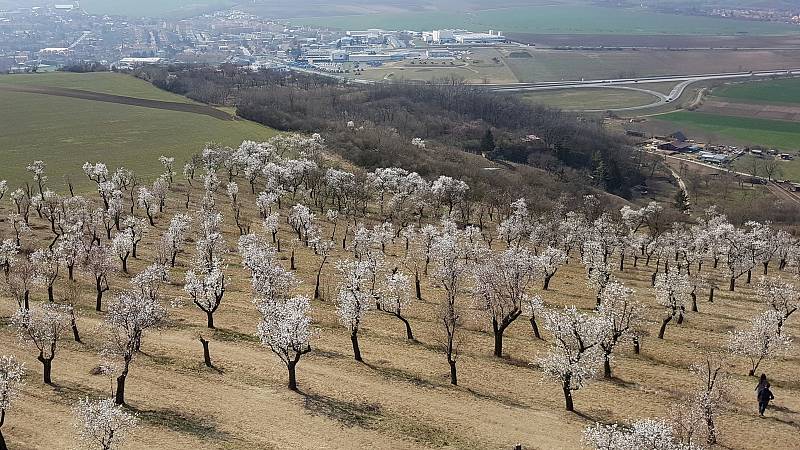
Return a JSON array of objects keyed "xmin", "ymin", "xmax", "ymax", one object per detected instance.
[
  {"xmin": 300, "ymin": 391, "xmax": 383, "ymax": 428},
  {"xmin": 605, "ymin": 376, "xmax": 638, "ymax": 390},
  {"xmin": 127, "ymin": 405, "xmax": 232, "ymax": 441},
  {"xmin": 364, "ymin": 362, "xmax": 438, "ymax": 388}
]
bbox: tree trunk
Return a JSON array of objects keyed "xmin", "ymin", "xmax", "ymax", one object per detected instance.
[
  {"xmin": 398, "ymin": 315, "xmax": 414, "ymax": 340},
  {"xmin": 619, "ymin": 254, "xmax": 625, "ymax": 272},
  {"xmin": 0, "ymin": 428, "xmax": 6, "ymax": 450},
  {"xmin": 706, "ymin": 416, "xmax": 717, "ymax": 445},
  {"xmin": 603, "ymin": 353, "xmax": 612, "ymax": 378},
  {"xmin": 658, "ymin": 315, "xmax": 672, "ymax": 339},
  {"xmin": 764, "ymin": 261, "xmax": 769, "ymax": 276},
  {"xmin": 543, "ymin": 274, "xmax": 553, "ymax": 291},
  {"xmin": 288, "ymin": 360, "xmax": 298, "ymax": 391},
  {"xmin": 691, "ymin": 293, "xmax": 698, "ymax": 312},
  {"xmin": 72, "ymin": 320, "xmax": 81, "ymax": 343},
  {"xmin": 314, "ymin": 270, "xmax": 322, "ymax": 300},
  {"xmin": 633, "ymin": 337, "xmax": 640, "ymax": 354},
  {"xmin": 729, "ymin": 277, "xmax": 736, "ymax": 292},
  {"xmin": 23, "ymin": 290, "xmax": 29, "ymax": 310},
  {"xmin": 350, "ymin": 330, "xmax": 362, "ymax": 362},
  {"xmin": 206, "ymin": 311, "xmax": 215, "ymax": 329},
  {"xmin": 47, "ymin": 284, "xmax": 54, "ymax": 302},
  {"xmin": 68, "ymin": 264, "xmax": 74, "ymax": 281},
  {"xmin": 39, "ymin": 355, "xmax": 53, "ymax": 384},
  {"xmin": 493, "ymin": 324, "xmax": 505, "ymax": 358},
  {"xmin": 562, "ymin": 383, "xmax": 574, "ymax": 411},
  {"xmin": 115, "ymin": 374, "xmax": 126, "ymax": 405},
  {"xmin": 415, "ymin": 273, "xmax": 421, "ymax": 300},
  {"xmin": 709, "ymin": 287, "xmax": 715, "ymax": 303},
  {"xmin": 530, "ymin": 317, "xmax": 542, "ymax": 340},
  {"xmin": 122, "ymin": 257, "xmax": 128, "ymax": 274},
  {"xmin": 747, "ymin": 269, "xmax": 752, "ymax": 284},
  {"xmin": 199, "ymin": 337, "xmax": 212, "ymax": 367},
  {"xmin": 96, "ymin": 281, "xmax": 104, "ymax": 311},
  {"xmin": 651, "ymin": 271, "xmax": 657, "ymax": 287},
  {"xmin": 448, "ymin": 359, "xmax": 457, "ymax": 385}
]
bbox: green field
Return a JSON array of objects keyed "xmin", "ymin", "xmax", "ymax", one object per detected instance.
[
  {"xmin": 713, "ymin": 77, "xmax": 800, "ymax": 105},
  {"xmin": 516, "ymin": 88, "xmax": 657, "ymax": 110},
  {"xmin": 79, "ymin": 0, "xmax": 236, "ymax": 18},
  {"xmin": 0, "ymin": 74, "xmax": 276, "ymax": 190},
  {"xmin": 295, "ymin": 5, "xmax": 800, "ymax": 35},
  {"xmin": 658, "ymin": 111, "xmax": 800, "ymax": 150},
  {"xmin": 0, "ymin": 72, "xmax": 195, "ymax": 104}
]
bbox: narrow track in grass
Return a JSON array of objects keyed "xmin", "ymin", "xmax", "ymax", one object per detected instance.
[{"xmin": 0, "ymin": 84, "xmax": 235, "ymax": 120}]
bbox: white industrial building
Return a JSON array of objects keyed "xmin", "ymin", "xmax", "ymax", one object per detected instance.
[
  {"xmin": 424, "ymin": 29, "xmax": 506, "ymax": 45},
  {"xmin": 456, "ymin": 32, "xmax": 505, "ymax": 44}
]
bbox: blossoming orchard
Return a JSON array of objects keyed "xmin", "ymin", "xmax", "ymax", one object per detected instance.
[{"xmin": 0, "ymin": 135, "xmax": 797, "ymax": 449}]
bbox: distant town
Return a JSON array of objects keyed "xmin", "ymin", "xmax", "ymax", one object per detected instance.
[{"xmin": 0, "ymin": 3, "xmax": 511, "ymax": 75}]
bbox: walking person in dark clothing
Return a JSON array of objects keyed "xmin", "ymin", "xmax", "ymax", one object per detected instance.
[
  {"xmin": 758, "ymin": 382, "xmax": 774, "ymax": 416},
  {"xmin": 755, "ymin": 374, "xmax": 768, "ymax": 393}
]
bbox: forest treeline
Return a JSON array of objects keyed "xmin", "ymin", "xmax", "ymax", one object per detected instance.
[{"xmin": 132, "ymin": 65, "xmax": 645, "ymax": 204}]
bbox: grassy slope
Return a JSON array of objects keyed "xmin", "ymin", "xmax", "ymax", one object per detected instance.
[
  {"xmin": 0, "ymin": 73, "xmax": 196, "ymax": 104},
  {"xmin": 295, "ymin": 5, "xmax": 800, "ymax": 35},
  {"xmin": 713, "ymin": 78, "xmax": 800, "ymax": 105},
  {"xmin": 0, "ymin": 74, "xmax": 276, "ymax": 189},
  {"xmin": 0, "ymin": 180, "xmax": 798, "ymax": 450},
  {"xmin": 657, "ymin": 111, "xmax": 800, "ymax": 150}
]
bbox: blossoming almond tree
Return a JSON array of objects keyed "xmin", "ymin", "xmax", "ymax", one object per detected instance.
[
  {"xmin": 185, "ymin": 210, "xmax": 226, "ymax": 329},
  {"xmin": 538, "ymin": 306, "xmax": 604, "ymax": 412},
  {"xmin": 12, "ymin": 303, "xmax": 72, "ymax": 384},
  {"xmin": 380, "ymin": 272, "xmax": 415, "ymax": 340},
  {"xmin": 256, "ymin": 295, "xmax": 314, "ymax": 391},
  {"xmin": 473, "ymin": 247, "xmax": 538, "ymax": 357},
  {"xmin": 655, "ymin": 271, "xmax": 692, "ymax": 339},
  {"xmin": 0, "ymin": 355, "xmax": 24, "ymax": 450},
  {"xmin": 583, "ymin": 418, "xmax": 702, "ymax": 450},
  {"xmin": 104, "ymin": 289, "xmax": 167, "ymax": 405},
  {"xmin": 430, "ymin": 225, "xmax": 470, "ymax": 385},
  {"xmin": 728, "ymin": 310, "xmax": 792, "ymax": 376},
  {"xmin": 756, "ymin": 276, "xmax": 799, "ymax": 335},
  {"xmin": 73, "ymin": 397, "xmax": 138, "ymax": 450},
  {"xmin": 335, "ymin": 259, "xmax": 374, "ymax": 362},
  {"xmin": 597, "ymin": 281, "xmax": 642, "ymax": 378}
]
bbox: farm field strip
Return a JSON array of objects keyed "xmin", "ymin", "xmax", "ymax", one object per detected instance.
[
  {"xmin": 0, "ymin": 72, "xmax": 197, "ymax": 104},
  {"xmin": 711, "ymin": 77, "xmax": 800, "ymax": 105},
  {"xmin": 292, "ymin": 5, "xmax": 800, "ymax": 35},
  {"xmin": 657, "ymin": 111, "xmax": 800, "ymax": 150},
  {"xmin": 0, "ymin": 74, "xmax": 277, "ymax": 189},
  {"xmin": 0, "ymin": 84, "xmax": 235, "ymax": 120}
]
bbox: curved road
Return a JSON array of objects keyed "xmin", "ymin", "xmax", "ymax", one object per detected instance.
[
  {"xmin": 274, "ymin": 58, "xmax": 800, "ymax": 111},
  {"xmin": 487, "ymin": 69, "xmax": 800, "ymax": 111}
]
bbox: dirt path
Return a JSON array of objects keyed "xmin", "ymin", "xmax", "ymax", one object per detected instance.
[{"xmin": 0, "ymin": 84, "xmax": 235, "ymax": 120}]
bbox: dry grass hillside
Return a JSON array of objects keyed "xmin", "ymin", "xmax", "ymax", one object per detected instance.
[{"xmin": 0, "ymin": 150, "xmax": 798, "ymax": 450}]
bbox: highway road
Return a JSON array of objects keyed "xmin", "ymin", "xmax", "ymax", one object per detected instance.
[
  {"xmin": 487, "ymin": 69, "xmax": 800, "ymax": 111},
  {"xmin": 269, "ymin": 57, "xmax": 800, "ymax": 112}
]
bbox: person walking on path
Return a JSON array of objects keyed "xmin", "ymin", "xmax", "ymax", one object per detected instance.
[
  {"xmin": 755, "ymin": 374, "xmax": 768, "ymax": 394},
  {"xmin": 758, "ymin": 382, "xmax": 774, "ymax": 416}
]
